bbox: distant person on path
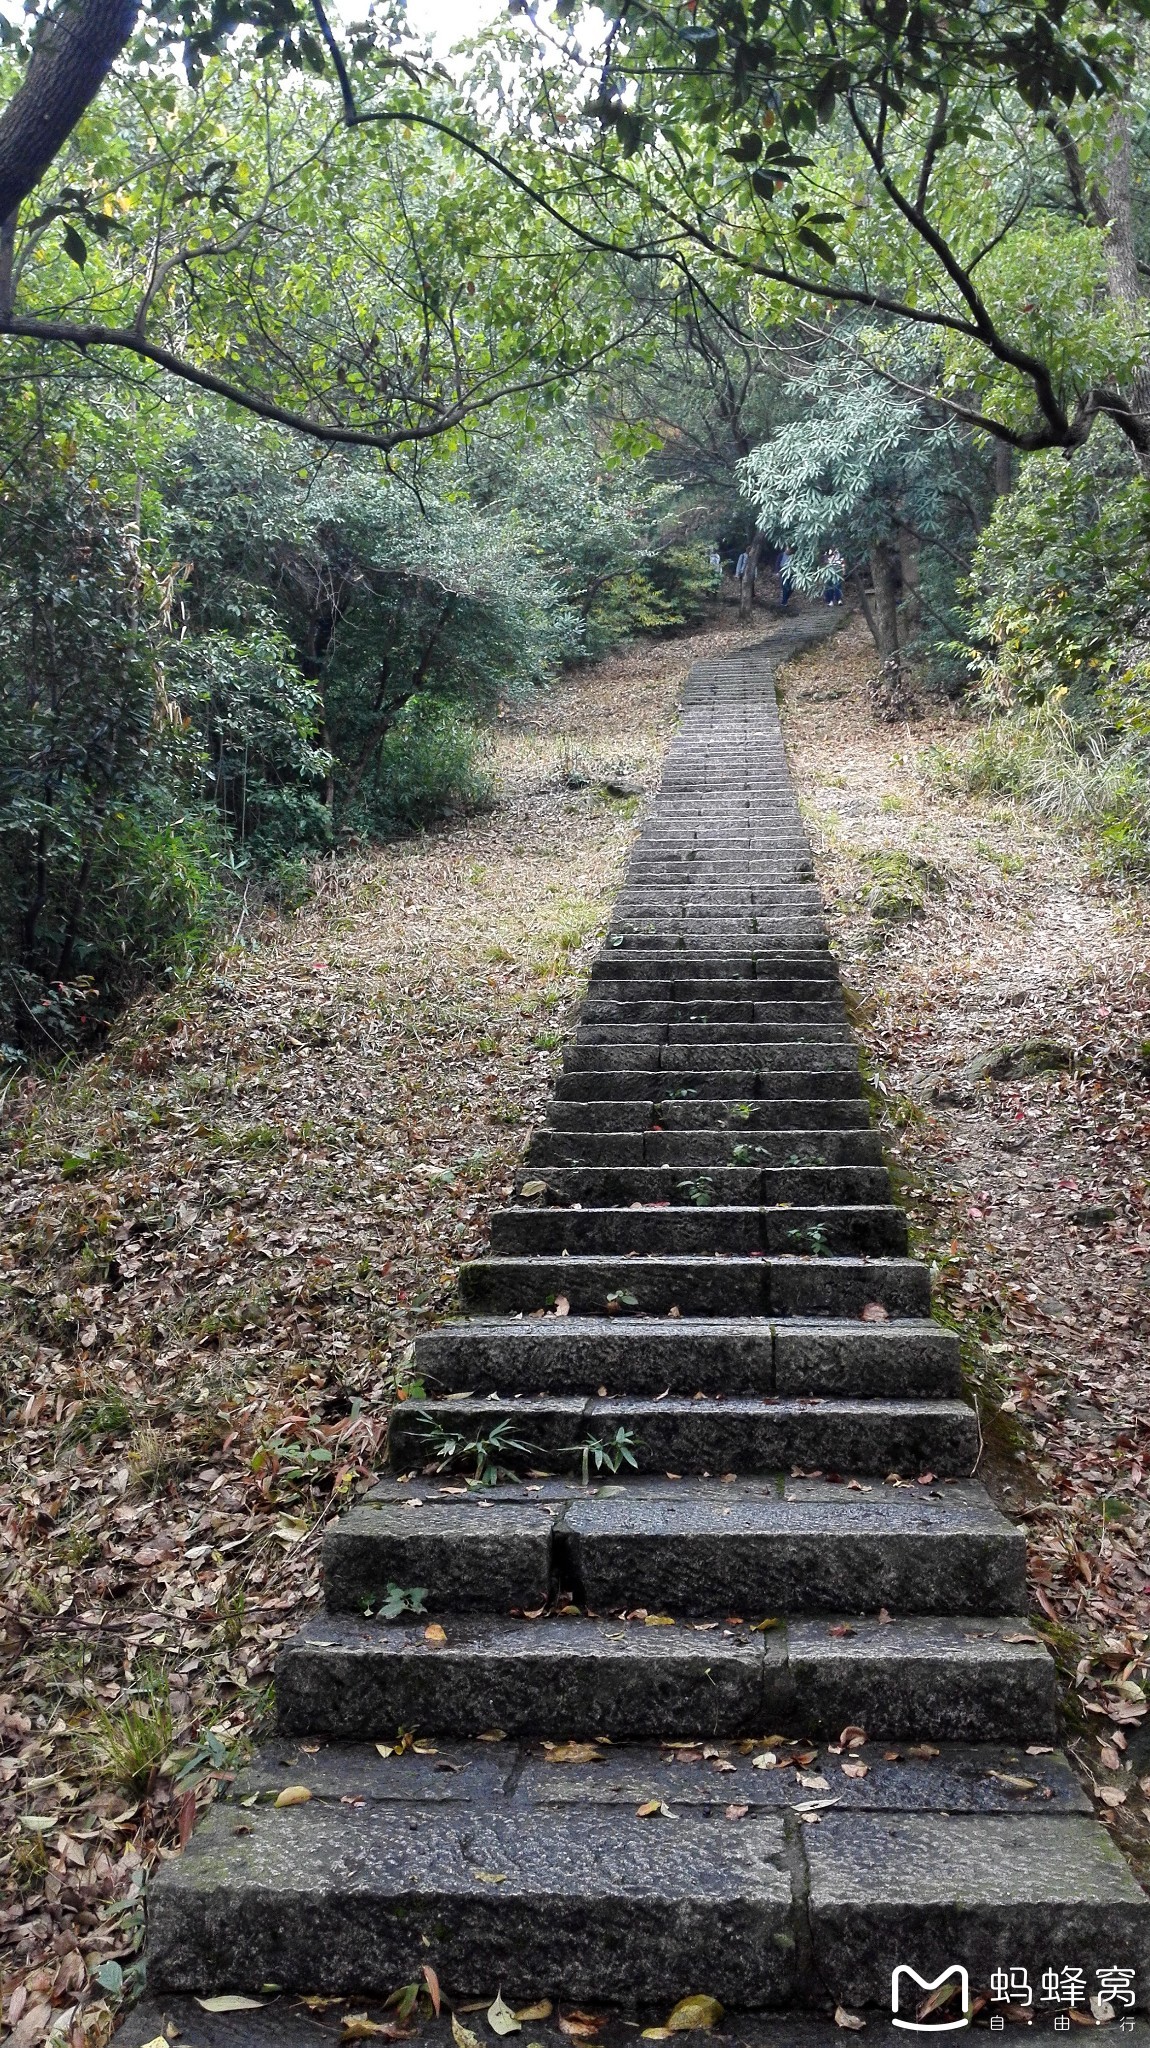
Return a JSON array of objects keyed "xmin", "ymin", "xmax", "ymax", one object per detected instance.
[
  {"xmin": 709, "ymin": 547, "xmax": 723, "ymax": 583},
  {"xmin": 823, "ymin": 546, "xmax": 845, "ymax": 605},
  {"xmin": 735, "ymin": 548, "xmax": 756, "ymax": 600},
  {"xmin": 778, "ymin": 547, "xmax": 794, "ymax": 606}
]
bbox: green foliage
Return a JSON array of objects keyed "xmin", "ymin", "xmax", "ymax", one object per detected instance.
[
  {"xmin": 0, "ymin": 457, "xmax": 219, "ymax": 1051},
  {"xmin": 416, "ymin": 1413, "xmax": 537, "ymax": 1487},
  {"xmin": 167, "ymin": 629, "xmax": 332, "ymax": 863},
  {"xmin": 353, "ymin": 698, "xmax": 492, "ymax": 837},
  {"xmin": 944, "ymin": 426, "xmax": 1150, "ymax": 878},
  {"xmin": 562, "ymin": 1426, "xmax": 640, "ymax": 1488},
  {"xmin": 966, "ymin": 430, "xmax": 1150, "ymax": 716}
]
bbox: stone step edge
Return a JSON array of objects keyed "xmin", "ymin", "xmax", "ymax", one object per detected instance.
[{"xmin": 274, "ymin": 1610, "xmax": 1057, "ymax": 1746}]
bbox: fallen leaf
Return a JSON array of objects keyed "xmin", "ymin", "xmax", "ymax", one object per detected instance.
[
  {"xmin": 1003, "ymin": 1632, "xmax": 1043, "ymax": 1645},
  {"xmin": 514, "ymin": 2003, "xmax": 553, "ymax": 2022},
  {"xmin": 342, "ymin": 2018, "xmax": 409, "ymax": 2040},
  {"xmin": 488, "ymin": 1992, "xmax": 522, "ymax": 2035},
  {"xmin": 635, "ymin": 1797, "xmax": 674, "ymax": 1818},
  {"xmin": 796, "ymin": 1773, "xmax": 830, "ymax": 1790},
  {"xmin": 835, "ymin": 2010, "xmax": 866, "ymax": 2032},
  {"xmin": 196, "ymin": 1996, "xmax": 265, "ymax": 2013},
  {"xmin": 519, "ymin": 1180, "xmax": 548, "ymax": 1198},
  {"xmin": 558, "ymin": 2015, "xmax": 606, "ymax": 2038},
  {"xmin": 840, "ymin": 1762, "xmax": 869, "ymax": 1780},
  {"xmin": 988, "ymin": 1772, "xmax": 1038, "ymax": 1792},
  {"xmin": 543, "ymin": 1743, "xmax": 605, "ymax": 1764},
  {"xmin": 375, "ymin": 1743, "xmax": 395, "ymax": 1759},
  {"xmin": 424, "ymin": 1624, "xmax": 447, "ymax": 1645},
  {"xmin": 839, "ymin": 1726, "xmax": 867, "ymax": 1748},
  {"xmin": 724, "ymin": 1803, "xmax": 749, "ymax": 1820},
  {"xmin": 274, "ymin": 1784, "xmax": 312, "ymax": 1807},
  {"xmin": 905, "ymin": 1744, "xmax": 939, "ymax": 1760},
  {"xmin": 478, "ymin": 1728, "xmax": 507, "ymax": 1742},
  {"xmin": 666, "ymin": 1995, "xmax": 724, "ymax": 2032},
  {"xmin": 470, "ymin": 1868, "xmax": 507, "ymax": 1883},
  {"xmin": 1099, "ymin": 1786, "xmax": 1127, "ymax": 1808},
  {"xmin": 422, "ymin": 1965, "xmax": 441, "ymax": 2016},
  {"xmin": 1090, "ymin": 1996, "xmax": 1117, "ymax": 2024},
  {"xmin": 860, "ymin": 1302, "xmax": 888, "ymax": 1321},
  {"xmin": 645, "ymin": 1613, "xmax": 676, "ymax": 1626},
  {"xmin": 554, "ymin": 1295, "xmax": 570, "ymax": 1317},
  {"xmin": 452, "ymin": 2015, "xmax": 485, "ymax": 2048}
]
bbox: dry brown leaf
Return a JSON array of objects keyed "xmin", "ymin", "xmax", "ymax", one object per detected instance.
[
  {"xmin": 834, "ymin": 2010, "xmax": 866, "ymax": 2032},
  {"xmin": 543, "ymin": 1743, "xmax": 605, "ymax": 1765},
  {"xmin": 424, "ymin": 1624, "xmax": 447, "ymax": 1645},
  {"xmin": 514, "ymin": 2002, "xmax": 553, "ymax": 2022},
  {"xmin": 452, "ymin": 2014, "xmax": 485, "ymax": 2048}
]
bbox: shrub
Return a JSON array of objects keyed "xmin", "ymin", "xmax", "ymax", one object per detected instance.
[
  {"xmin": 0, "ymin": 461, "xmax": 218, "ymax": 1050},
  {"xmin": 343, "ymin": 697, "xmax": 493, "ymax": 836}
]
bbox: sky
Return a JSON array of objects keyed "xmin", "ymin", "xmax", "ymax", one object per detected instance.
[{"xmin": 404, "ymin": 0, "xmax": 504, "ymax": 49}]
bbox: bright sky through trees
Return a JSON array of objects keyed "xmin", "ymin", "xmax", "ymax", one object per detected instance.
[{"xmin": 404, "ymin": 0, "xmax": 501, "ymax": 49}]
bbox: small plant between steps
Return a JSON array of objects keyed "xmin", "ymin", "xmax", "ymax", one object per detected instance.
[
  {"xmin": 412, "ymin": 1414, "xmax": 642, "ymax": 1487},
  {"xmin": 560, "ymin": 1425, "xmax": 640, "ymax": 1488},
  {"xmin": 787, "ymin": 1221, "xmax": 832, "ymax": 1255},
  {"xmin": 677, "ymin": 1173, "xmax": 717, "ymax": 1205},
  {"xmin": 415, "ymin": 1414, "xmax": 537, "ymax": 1487}
]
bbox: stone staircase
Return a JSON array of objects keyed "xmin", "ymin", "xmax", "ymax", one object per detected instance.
[{"xmin": 135, "ymin": 626, "xmax": 1149, "ymax": 2038}]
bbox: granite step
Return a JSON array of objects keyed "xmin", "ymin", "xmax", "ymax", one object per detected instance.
[
  {"xmin": 412, "ymin": 1315, "xmax": 963, "ymax": 1397},
  {"xmin": 320, "ymin": 1476, "xmax": 1025, "ymax": 1619},
  {"xmin": 525, "ymin": 1133, "xmax": 884, "ymax": 1167},
  {"xmin": 144, "ymin": 1741, "xmax": 1148, "ymax": 2005},
  {"xmin": 563, "ymin": 1041, "xmax": 859, "ymax": 1070},
  {"xmin": 589, "ymin": 956, "xmax": 837, "ymax": 981},
  {"xmin": 541, "ymin": 1099, "xmax": 873, "ymax": 1132},
  {"xmin": 488, "ymin": 1204, "xmax": 908, "ymax": 1259},
  {"xmin": 510, "ymin": 1165, "xmax": 890, "ymax": 1203},
  {"xmin": 555, "ymin": 1070, "xmax": 865, "ymax": 1100},
  {"xmin": 386, "ymin": 1392, "xmax": 978, "ymax": 1477},
  {"xmin": 274, "ymin": 1615, "xmax": 1057, "ymax": 1743},
  {"xmin": 580, "ymin": 1001, "xmax": 845, "ymax": 1025},
  {"xmin": 572, "ymin": 1022, "xmax": 852, "ymax": 1043},
  {"xmin": 458, "ymin": 1253, "xmax": 931, "ymax": 1318}
]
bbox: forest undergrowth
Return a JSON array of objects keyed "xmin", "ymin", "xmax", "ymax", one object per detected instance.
[
  {"xmin": 0, "ymin": 617, "xmax": 771, "ymax": 2048},
  {"xmin": 780, "ymin": 616, "xmax": 1150, "ymax": 1885}
]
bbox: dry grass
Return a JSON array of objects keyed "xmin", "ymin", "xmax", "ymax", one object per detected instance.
[{"xmin": 779, "ymin": 615, "xmax": 1150, "ymax": 1879}]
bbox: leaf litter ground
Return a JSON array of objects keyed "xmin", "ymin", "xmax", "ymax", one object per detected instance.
[
  {"xmin": 779, "ymin": 616, "xmax": 1150, "ymax": 1887},
  {"xmin": 0, "ymin": 620, "xmax": 769, "ymax": 2048}
]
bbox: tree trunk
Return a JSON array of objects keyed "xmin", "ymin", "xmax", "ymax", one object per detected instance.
[
  {"xmin": 994, "ymin": 441, "xmax": 1015, "ymax": 497},
  {"xmin": 868, "ymin": 544, "xmax": 901, "ymax": 660},
  {"xmin": 1094, "ymin": 106, "xmax": 1150, "ymax": 473},
  {"xmin": 897, "ymin": 527, "xmax": 921, "ymax": 645},
  {"xmin": 738, "ymin": 531, "xmax": 762, "ymax": 619},
  {"xmin": 0, "ymin": 0, "xmax": 140, "ymax": 230}
]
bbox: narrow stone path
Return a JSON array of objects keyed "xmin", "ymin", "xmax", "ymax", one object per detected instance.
[{"xmin": 134, "ymin": 629, "xmax": 1148, "ymax": 2035}]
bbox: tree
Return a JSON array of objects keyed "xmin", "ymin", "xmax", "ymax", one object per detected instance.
[
  {"xmin": 490, "ymin": 1, "xmax": 1150, "ymax": 463},
  {"xmin": 742, "ymin": 368, "xmax": 989, "ymax": 669},
  {"xmin": 0, "ymin": 43, "xmax": 648, "ymax": 458}
]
